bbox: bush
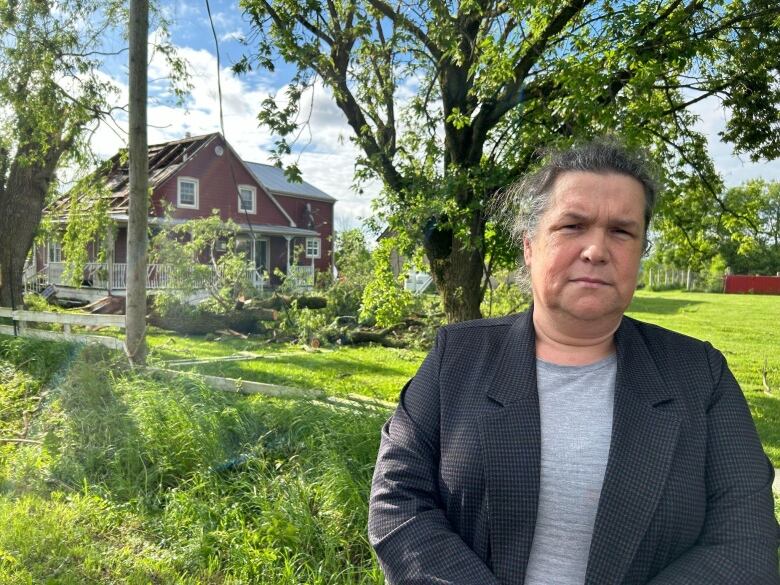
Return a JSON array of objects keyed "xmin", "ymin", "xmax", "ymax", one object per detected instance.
[{"xmin": 360, "ymin": 238, "xmax": 413, "ymax": 327}]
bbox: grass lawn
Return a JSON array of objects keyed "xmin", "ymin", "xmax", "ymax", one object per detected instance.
[{"xmin": 146, "ymin": 290, "xmax": 780, "ymax": 461}]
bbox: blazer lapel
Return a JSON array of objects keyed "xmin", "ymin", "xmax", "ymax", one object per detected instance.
[
  {"xmin": 585, "ymin": 318, "xmax": 682, "ymax": 585},
  {"xmin": 481, "ymin": 311, "xmax": 540, "ymax": 584}
]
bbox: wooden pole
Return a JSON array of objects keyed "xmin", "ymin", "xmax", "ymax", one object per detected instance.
[{"xmin": 126, "ymin": 0, "xmax": 149, "ymax": 365}]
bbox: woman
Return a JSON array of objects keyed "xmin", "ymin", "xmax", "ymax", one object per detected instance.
[{"xmin": 368, "ymin": 139, "xmax": 779, "ymax": 584}]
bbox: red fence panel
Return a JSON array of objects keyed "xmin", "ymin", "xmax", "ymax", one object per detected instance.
[{"xmin": 723, "ymin": 275, "xmax": 780, "ymax": 295}]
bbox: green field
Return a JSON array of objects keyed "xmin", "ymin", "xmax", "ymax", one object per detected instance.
[{"xmin": 0, "ymin": 289, "xmax": 778, "ymax": 582}]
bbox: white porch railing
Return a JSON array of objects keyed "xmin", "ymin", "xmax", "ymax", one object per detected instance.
[
  {"xmin": 287, "ymin": 264, "xmax": 314, "ymax": 289},
  {"xmin": 29, "ymin": 262, "xmax": 282, "ymax": 292}
]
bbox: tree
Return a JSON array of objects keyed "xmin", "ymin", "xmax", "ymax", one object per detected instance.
[
  {"xmin": 238, "ymin": 0, "xmax": 780, "ymax": 322},
  {"xmin": 651, "ymin": 179, "xmax": 780, "ymax": 275},
  {"xmin": 329, "ymin": 228, "xmax": 374, "ymax": 316},
  {"xmin": 0, "ymin": 0, "xmax": 118, "ymax": 308},
  {"xmin": 149, "ymin": 213, "xmax": 254, "ymax": 312}
]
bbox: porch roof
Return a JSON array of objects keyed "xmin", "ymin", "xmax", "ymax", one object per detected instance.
[{"xmin": 108, "ymin": 215, "xmax": 320, "ymax": 238}]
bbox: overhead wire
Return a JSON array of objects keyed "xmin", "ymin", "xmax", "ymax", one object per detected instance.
[{"xmin": 204, "ymin": 0, "xmax": 261, "ymax": 274}]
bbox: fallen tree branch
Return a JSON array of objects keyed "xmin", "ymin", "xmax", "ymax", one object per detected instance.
[{"xmin": 0, "ymin": 437, "xmax": 43, "ymax": 445}]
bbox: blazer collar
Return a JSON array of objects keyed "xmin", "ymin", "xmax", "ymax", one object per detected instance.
[
  {"xmin": 481, "ymin": 310, "xmax": 682, "ymax": 585},
  {"xmin": 486, "ymin": 308, "xmax": 537, "ymax": 406},
  {"xmin": 486, "ymin": 310, "xmax": 676, "ymax": 409}
]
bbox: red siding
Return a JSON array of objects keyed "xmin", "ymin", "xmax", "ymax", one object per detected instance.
[
  {"xmin": 151, "ymin": 135, "xmax": 290, "ymax": 226},
  {"xmin": 724, "ymin": 275, "xmax": 780, "ymax": 295},
  {"xmin": 274, "ymin": 193, "xmax": 334, "ymax": 273}
]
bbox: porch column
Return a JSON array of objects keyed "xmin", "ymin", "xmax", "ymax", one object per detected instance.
[
  {"xmin": 106, "ymin": 224, "xmax": 116, "ymax": 294},
  {"xmin": 285, "ymin": 235, "xmax": 293, "ymax": 274}
]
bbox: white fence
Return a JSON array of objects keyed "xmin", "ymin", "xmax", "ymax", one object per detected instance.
[
  {"xmin": 642, "ymin": 265, "xmax": 715, "ymax": 291},
  {"xmin": 0, "ymin": 307, "xmax": 125, "ymax": 349}
]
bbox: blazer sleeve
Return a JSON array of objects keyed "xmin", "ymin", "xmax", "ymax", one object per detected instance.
[
  {"xmin": 648, "ymin": 344, "xmax": 780, "ymax": 584},
  {"xmin": 368, "ymin": 328, "xmax": 500, "ymax": 585}
]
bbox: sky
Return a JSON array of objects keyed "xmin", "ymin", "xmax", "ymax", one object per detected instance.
[{"xmin": 90, "ymin": 0, "xmax": 780, "ymax": 233}]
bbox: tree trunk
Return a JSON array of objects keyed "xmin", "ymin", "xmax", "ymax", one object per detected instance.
[
  {"xmin": 0, "ymin": 144, "xmax": 62, "ymax": 309},
  {"xmin": 125, "ymin": 0, "xmax": 149, "ymax": 365},
  {"xmin": 427, "ymin": 232, "xmax": 485, "ymax": 323}
]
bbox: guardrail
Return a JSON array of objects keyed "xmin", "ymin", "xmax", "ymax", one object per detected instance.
[{"xmin": 0, "ymin": 307, "xmax": 125, "ymax": 350}]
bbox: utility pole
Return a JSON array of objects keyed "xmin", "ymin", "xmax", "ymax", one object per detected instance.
[{"xmin": 125, "ymin": 0, "xmax": 149, "ymax": 365}]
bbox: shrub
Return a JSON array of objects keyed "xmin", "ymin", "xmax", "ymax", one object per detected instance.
[{"xmin": 360, "ymin": 238, "xmax": 413, "ymax": 327}]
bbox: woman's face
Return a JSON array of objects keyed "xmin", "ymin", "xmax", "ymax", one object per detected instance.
[{"xmin": 523, "ymin": 171, "xmax": 646, "ymax": 327}]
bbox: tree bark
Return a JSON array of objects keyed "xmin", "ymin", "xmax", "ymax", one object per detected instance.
[
  {"xmin": 427, "ymin": 230, "xmax": 485, "ymax": 323},
  {"xmin": 125, "ymin": 0, "xmax": 149, "ymax": 365},
  {"xmin": 0, "ymin": 141, "xmax": 63, "ymax": 309}
]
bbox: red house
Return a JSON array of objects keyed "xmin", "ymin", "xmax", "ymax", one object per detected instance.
[{"xmin": 29, "ymin": 133, "xmax": 335, "ymax": 301}]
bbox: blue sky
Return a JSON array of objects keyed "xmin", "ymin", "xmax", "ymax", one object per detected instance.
[{"xmin": 91, "ymin": 0, "xmax": 780, "ymax": 232}]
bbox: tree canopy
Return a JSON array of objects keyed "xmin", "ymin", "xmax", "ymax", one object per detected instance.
[
  {"xmin": 653, "ymin": 179, "xmax": 780, "ymax": 275},
  {"xmin": 0, "ymin": 0, "xmax": 120, "ymax": 306},
  {"xmin": 238, "ymin": 0, "xmax": 780, "ymax": 322}
]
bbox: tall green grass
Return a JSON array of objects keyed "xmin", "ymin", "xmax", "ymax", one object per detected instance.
[{"xmin": 0, "ymin": 340, "xmax": 388, "ymax": 583}]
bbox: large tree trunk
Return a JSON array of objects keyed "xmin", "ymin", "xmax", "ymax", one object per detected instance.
[
  {"xmin": 427, "ymin": 230, "xmax": 485, "ymax": 323},
  {"xmin": 0, "ymin": 144, "xmax": 62, "ymax": 309}
]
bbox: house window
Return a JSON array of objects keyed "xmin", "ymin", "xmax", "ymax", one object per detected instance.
[
  {"xmin": 238, "ymin": 185, "xmax": 256, "ymax": 214},
  {"xmin": 305, "ymin": 237, "xmax": 321, "ymax": 259},
  {"xmin": 47, "ymin": 240, "xmax": 62, "ymax": 263},
  {"xmin": 177, "ymin": 177, "xmax": 199, "ymax": 209}
]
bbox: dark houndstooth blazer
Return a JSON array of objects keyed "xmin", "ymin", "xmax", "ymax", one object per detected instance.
[{"xmin": 368, "ymin": 310, "xmax": 779, "ymax": 584}]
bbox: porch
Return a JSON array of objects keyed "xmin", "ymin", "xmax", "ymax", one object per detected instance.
[{"xmin": 24, "ymin": 262, "xmax": 315, "ymax": 297}]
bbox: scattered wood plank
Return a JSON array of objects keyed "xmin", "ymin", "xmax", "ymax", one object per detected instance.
[
  {"xmin": 0, "ymin": 438, "xmax": 43, "ymax": 445},
  {"xmin": 149, "ymin": 367, "xmax": 395, "ymax": 410}
]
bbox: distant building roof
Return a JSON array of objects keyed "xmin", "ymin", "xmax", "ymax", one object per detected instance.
[{"xmin": 244, "ymin": 161, "xmax": 335, "ymax": 202}]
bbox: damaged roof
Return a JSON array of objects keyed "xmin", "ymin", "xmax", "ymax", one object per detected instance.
[{"xmin": 49, "ymin": 133, "xmax": 219, "ymax": 216}]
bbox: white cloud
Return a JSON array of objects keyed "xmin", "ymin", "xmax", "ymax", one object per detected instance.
[
  {"xmin": 220, "ymin": 30, "xmax": 244, "ymax": 43},
  {"xmin": 689, "ymin": 96, "xmax": 780, "ymax": 186}
]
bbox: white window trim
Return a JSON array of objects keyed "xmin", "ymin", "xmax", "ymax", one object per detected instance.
[
  {"xmin": 47, "ymin": 240, "xmax": 62, "ymax": 264},
  {"xmin": 238, "ymin": 185, "xmax": 257, "ymax": 214},
  {"xmin": 177, "ymin": 177, "xmax": 199, "ymax": 209},
  {"xmin": 305, "ymin": 237, "xmax": 321, "ymax": 259}
]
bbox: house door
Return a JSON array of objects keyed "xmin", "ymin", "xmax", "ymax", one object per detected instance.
[{"xmin": 253, "ymin": 238, "xmax": 269, "ymax": 285}]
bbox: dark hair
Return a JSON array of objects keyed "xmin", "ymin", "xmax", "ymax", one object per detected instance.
[{"xmin": 499, "ymin": 138, "xmax": 659, "ymax": 251}]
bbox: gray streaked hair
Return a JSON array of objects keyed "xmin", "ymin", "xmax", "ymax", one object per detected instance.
[{"xmin": 496, "ymin": 138, "xmax": 660, "ymax": 251}]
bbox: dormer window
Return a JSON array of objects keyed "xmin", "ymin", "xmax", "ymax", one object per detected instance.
[
  {"xmin": 238, "ymin": 185, "xmax": 256, "ymax": 214},
  {"xmin": 177, "ymin": 177, "xmax": 199, "ymax": 209}
]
